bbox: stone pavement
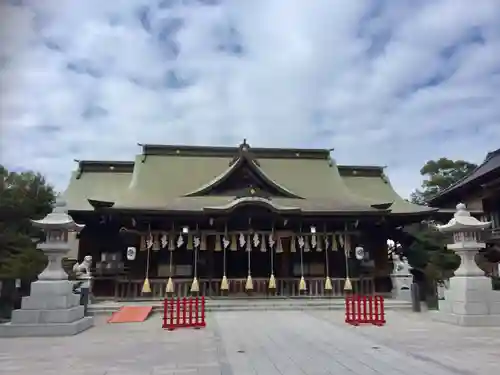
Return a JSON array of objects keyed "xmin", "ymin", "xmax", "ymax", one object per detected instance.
[
  {"xmin": 214, "ymin": 311, "xmax": 456, "ymax": 375},
  {"xmin": 311, "ymin": 310, "xmax": 500, "ymax": 375},
  {"xmin": 0, "ymin": 310, "xmax": 495, "ymax": 375},
  {"xmin": 0, "ymin": 315, "xmax": 223, "ymax": 375}
]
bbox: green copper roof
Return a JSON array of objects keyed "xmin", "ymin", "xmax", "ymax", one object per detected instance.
[
  {"xmin": 63, "ymin": 170, "xmax": 131, "ymax": 211},
  {"xmin": 108, "ymin": 154, "xmax": 381, "ymax": 213},
  {"xmin": 62, "ymin": 143, "xmax": 433, "ymax": 215},
  {"xmin": 338, "ymin": 167, "xmax": 435, "ymax": 215}
]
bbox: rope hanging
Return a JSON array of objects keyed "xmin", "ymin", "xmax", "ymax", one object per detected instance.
[
  {"xmin": 245, "ymin": 232, "xmax": 253, "ymax": 291},
  {"xmin": 221, "ymin": 223, "xmax": 229, "ymax": 292},
  {"xmin": 165, "ymin": 223, "xmax": 174, "ymax": 295},
  {"xmin": 190, "ymin": 224, "xmax": 200, "ymax": 294},
  {"xmin": 298, "ymin": 224, "xmax": 306, "ymax": 292},
  {"xmin": 245, "ymin": 218, "xmax": 253, "ymax": 291},
  {"xmin": 268, "ymin": 225, "xmax": 276, "ymax": 290},
  {"xmin": 343, "ymin": 223, "xmax": 352, "ymax": 291},
  {"xmin": 141, "ymin": 224, "xmax": 152, "ymax": 294},
  {"xmin": 324, "ymin": 223, "xmax": 332, "ymax": 291}
]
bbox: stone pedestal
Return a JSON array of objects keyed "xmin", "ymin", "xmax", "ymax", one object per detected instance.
[
  {"xmin": 391, "ymin": 275, "xmax": 412, "ymax": 301},
  {"xmin": 434, "ymin": 275, "xmax": 500, "ymax": 326},
  {"xmin": 0, "ymin": 280, "xmax": 93, "ymax": 337}
]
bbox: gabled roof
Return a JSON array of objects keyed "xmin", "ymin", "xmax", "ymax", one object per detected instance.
[
  {"xmin": 62, "ymin": 141, "xmax": 434, "ymax": 217},
  {"xmin": 427, "ymin": 148, "xmax": 500, "ymax": 206},
  {"xmin": 184, "ymin": 140, "xmax": 303, "ymax": 198}
]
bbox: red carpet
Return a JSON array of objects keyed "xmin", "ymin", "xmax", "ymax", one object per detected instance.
[{"xmin": 107, "ymin": 306, "xmax": 153, "ymax": 323}]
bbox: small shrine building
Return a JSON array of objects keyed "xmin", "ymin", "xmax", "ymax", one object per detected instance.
[{"xmin": 62, "ymin": 140, "xmax": 438, "ymax": 299}]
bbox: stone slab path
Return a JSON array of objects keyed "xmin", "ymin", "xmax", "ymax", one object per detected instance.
[
  {"xmin": 310, "ymin": 310, "xmax": 500, "ymax": 375},
  {"xmin": 214, "ymin": 311, "xmax": 456, "ymax": 375},
  {"xmin": 0, "ymin": 311, "xmax": 497, "ymax": 374}
]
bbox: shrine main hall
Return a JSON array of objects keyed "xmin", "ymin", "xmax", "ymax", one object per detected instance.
[{"xmin": 62, "ymin": 140, "xmax": 437, "ymax": 299}]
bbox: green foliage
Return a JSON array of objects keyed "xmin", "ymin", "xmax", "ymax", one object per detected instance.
[
  {"xmin": 404, "ymin": 224, "xmax": 461, "ymax": 282},
  {"xmin": 410, "ymin": 158, "xmax": 477, "ymax": 204},
  {"xmin": 406, "ymin": 157, "xmax": 477, "ymax": 283},
  {"xmin": 0, "ymin": 165, "xmax": 55, "ymax": 279}
]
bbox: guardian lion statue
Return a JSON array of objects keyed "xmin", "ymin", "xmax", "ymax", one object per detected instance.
[{"xmin": 73, "ymin": 255, "xmax": 92, "ymax": 279}]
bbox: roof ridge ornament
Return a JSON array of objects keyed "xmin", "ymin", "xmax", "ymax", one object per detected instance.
[{"xmin": 230, "ymin": 139, "xmax": 260, "ymax": 167}]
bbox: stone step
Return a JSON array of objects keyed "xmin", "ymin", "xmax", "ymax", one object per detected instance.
[{"xmin": 89, "ymin": 298, "xmax": 412, "ymax": 315}]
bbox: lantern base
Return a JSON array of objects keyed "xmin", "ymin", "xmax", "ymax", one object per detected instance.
[
  {"xmin": 432, "ymin": 274, "xmax": 500, "ymax": 326},
  {"xmin": 0, "ymin": 280, "xmax": 94, "ymax": 337}
]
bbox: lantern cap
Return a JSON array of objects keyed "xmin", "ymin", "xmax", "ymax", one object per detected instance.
[
  {"xmin": 436, "ymin": 203, "xmax": 491, "ymax": 233},
  {"xmin": 31, "ymin": 196, "xmax": 85, "ymax": 232}
]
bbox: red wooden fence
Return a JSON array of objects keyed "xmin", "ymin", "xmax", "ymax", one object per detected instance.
[
  {"xmin": 162, "ymin": 296, "xmax": 206, "ymax": 331},
  {"xmin": 345, "ymin": 295, "xmax": 385, "ymax": 326}
]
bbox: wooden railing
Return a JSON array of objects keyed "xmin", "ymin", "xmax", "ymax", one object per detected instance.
[{"xmin": 109, "ymin": 277, "xmax": 375, "ymax": 300}]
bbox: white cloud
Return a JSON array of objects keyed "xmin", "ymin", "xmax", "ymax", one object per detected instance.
[{"xmin": 1, "ymin": 0, "xmax": 500, "ymax": 197}]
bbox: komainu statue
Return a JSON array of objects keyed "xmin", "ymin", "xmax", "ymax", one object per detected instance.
[{"xmin": 73, "ymin": 255, "xmax": 92, "ymax": 279}]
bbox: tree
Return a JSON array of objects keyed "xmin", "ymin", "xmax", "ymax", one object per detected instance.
[
  {"xmin": 0, "ymin": 165, "xmax": 55, "ymax": 279},
  {"xmin": 410, "ymin": 158, "xmax": 477, "ymax": 204},
  {"xmin": 403, "ymin": 223, "xmax": 460, "ymax": 281}
]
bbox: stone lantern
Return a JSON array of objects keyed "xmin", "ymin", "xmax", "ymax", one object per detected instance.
[
  {"xmin": 433, "ymin": 203, "xmax": 500, "ymax": 326},
  {"xmin": 0, "ymin": 198, "xmax": 94, "ymax": 337}
]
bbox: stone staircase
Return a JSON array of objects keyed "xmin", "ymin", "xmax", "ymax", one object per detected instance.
[{"xmin": 89, "ymin": 297, "xmax": 412, "ymax": 315}]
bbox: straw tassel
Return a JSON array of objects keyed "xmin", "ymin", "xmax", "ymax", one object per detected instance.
[
  {"xmin": 299, "ymin": 276, "xmax": 306, "ymax": 291},
  {"xmin": 141, "ymin": 278, "xmax": 151, "ymax": 294},
  {"xmin": 220, "ymin": 275, "xmax": 229, "ymax": 291},
  {"xmin": 190, "ymin": 277, "xmax": 199, "ymax": 293},
  {"xmin": 245, "ymin": 274, "xmax": 253, "ymax": 291},
  {"xmin": 166, "ymin": 277, "xmax": 174, "ymax": 294},
  {"xmin": 325, "ymin": 276, "xmax": 333, "ymax": 291},
  {"xmin": 268, "ymin": 273, "xmax": 276, "ymax": 289},
  {"xmin": 344, "ymin": 277, "xmax": 352, "ymax": 291}
]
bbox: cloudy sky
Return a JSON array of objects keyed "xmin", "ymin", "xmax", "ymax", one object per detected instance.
[{"xmin": 1, "ymin": 0, "xmax": 500, "ymax": 197}]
